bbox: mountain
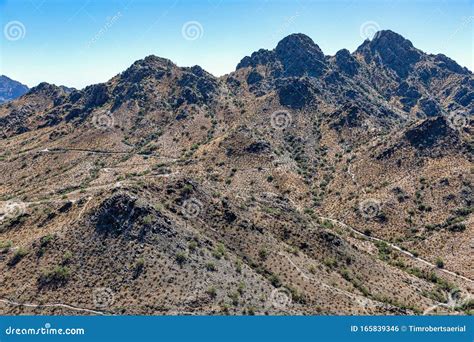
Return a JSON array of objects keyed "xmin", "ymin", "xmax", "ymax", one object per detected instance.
[
  {"xmin": 0, "ymin": 75, "xmax": 29, "ymax": 103},
  {"xmin": 0, "ymin": 31, "xmax": 472, "ymax": 316}
]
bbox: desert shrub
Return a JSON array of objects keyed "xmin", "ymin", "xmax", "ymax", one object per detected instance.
[
  {"xmin": 0, "ymin": 240, "xmax": 12, "ymax": 253},
  {"xmin": 205, "ymin": 262, "xmax": 217, "ymax": 271},
  {"xmin": 38, "ymin": 266, "xmax": 71, "ymax": 287},
  {"xmin": 206, "ymin": 287, "xmax": 217, "ymax": 298},
  {"xmin": 212, "ymin": 243, "xmax": 226, "ymax": 259},
  {"xmin": 176, "ymin": 252, "xmax": 187, "ymax": 265},
  {"xmin": 8, "ymin": 248, "xmax": 28, "ymax": 266}
]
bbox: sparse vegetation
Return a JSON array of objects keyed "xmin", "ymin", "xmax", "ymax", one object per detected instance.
[
  {"xmin": 38, "ymin": 266, "xmax": 71, "ymax": 287},
  {"xmin": 212, "ymin": 243, "xmax": 226, "ymax": 260},
  {"xmin": 0, "ymin": 240, "xmax": 12, "ymax": 253},
  {"xmin": 0, "ymin": 30, "xmax": 470, "ymax": 316},
  {"xmin": 205, "ymin": 262, "xmax": 217, "ymax": 271},
  {"xmin": 8, "ymin": 248, "xmax": 28, "ymax": 266},
  {"xmin": 176, "ymin": 252, "xmax": 187, "ymax": 265},
  {"xmin": 206, "ymin": 287, "xmax": 217, "ymax": 299}
]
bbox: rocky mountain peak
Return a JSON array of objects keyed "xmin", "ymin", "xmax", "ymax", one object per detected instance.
[
  {"xmin": 275, "ymin": 33, "xmax": 324, "ymax": 60},
  {"xmin": 1, "ymin": 29, "xmax": 473, "ymax": 317},
  {"xmin": 275, "ymin": 33, "xmax": 327, "ymax": 77},
  {"xmin": 120, "ymin": 55, "xmax": 175, "ymax": 83},
  {"xmin": 28, "ymin": 82, "xmax": 69, "ymax": 99},
  {"xmin": 334, "ymin": 49, "xmax": 359, "ymax": 76},
  {"xmin": 236, "ymin": 33, "xmax": 327, "ymax": 77},
  {"xmin": 0, "ymin": 75, "xmax": 29, "ymax": 103},
  {"xmin": 355, "ymin": 30, "xmax": 422, "ymax": 78}
]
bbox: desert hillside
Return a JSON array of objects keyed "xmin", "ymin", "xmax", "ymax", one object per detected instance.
[{"xmin": 0, "ymin": 31, "xmax": 472, "ymax": 315}]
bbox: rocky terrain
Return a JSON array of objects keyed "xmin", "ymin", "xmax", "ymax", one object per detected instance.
[
  {"xmin": 0, "ymin": 30, "xmax": 472, "ymax": 315},
  {"xmin": 0, "ymin": 75, "xmax": 29, "ymax": 104}
]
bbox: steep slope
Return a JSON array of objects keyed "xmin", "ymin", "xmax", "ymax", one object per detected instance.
[{"xmin": 0, "ymin": 75, "xmax": 29, "ymax": 104}]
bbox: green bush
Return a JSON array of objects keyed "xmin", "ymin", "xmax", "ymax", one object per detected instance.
[
  {"xmin": 8, "ymin": 248, "xmax": 28, "ymax": 266},
  {"xmin": 0, "ymin": 240, "xmax": 12, "ymax": 253},
  {"xmin": 206, "ymin": 287, "xmax": 217, "ymax": 298},
  {"xmin": 205, "ymin": 262, "xmax": 217, "ymax": 271},
  {"xmin": 38, "ymin": 266, "xmax": 71, "ymax": 286},
  {"xmin": 176, "ymin": 252, "xmax": 187, "ymax": 265},
  {"xmin": 212, "ymin": 243, "xmax": 226, "ymax": 259}
]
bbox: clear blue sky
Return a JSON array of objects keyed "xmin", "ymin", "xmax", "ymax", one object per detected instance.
[{"xmin": 0, "ymin": 0, "xmax": 472, "ymax": 89}]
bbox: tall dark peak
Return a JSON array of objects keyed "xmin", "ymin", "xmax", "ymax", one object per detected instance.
[
  {"xmin": 175, "ymin": 64, "xmax": 218, "ymax": 107},
  {"xmin": 28, "ymin": 82, "xmax": 68, "ymax": 99},
  {"xmin": 0, "ymin": 75, "xmax": 29, "ymax": 103},
  {"xmin": 334, "ymin": 49, "xmax": 359, "ymax": 76},
  {"xmin": 355, "ymin": 30, "xmax": 422, "ymax": 78},
  {"xmin": 275, "ymin": 33, "xmax": 324, "ymax": 60},
  {"xmin": 374, "ymin": 30, "xmax": 414, "ymax": 45},
  {"xmin": 236, "ymin": 33, "xmax": 327, "ymax": 77},
  {"xmin": 120, "ymin": 55, "xmax": 175, "ymax": 83},
  {"xmin": 133, "ymin": 55, "xmax": 175, "ymax": 69},
  {"xmin": 275, "ymin": 33, "xmax": 327, "ymax": 77}
]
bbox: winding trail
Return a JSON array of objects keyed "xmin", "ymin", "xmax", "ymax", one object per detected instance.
[
  {"xmin": 0, "ymin": 298, "xmax": 108, "ymax": 315},
  {"xmin": 40, "ymin": 147, "xmax": 178, "ymax": 161},
  {"xmin": 278, "ymin": 252, "xmax": 379, "ymax": 313},
  {"xmin": 253, "ymin": 192, "xmax": 473, "ymax": 285},
  {"xmin": 318, "ymin": 216, "xmax": 474, "ymax": 284},
  {"xmin": 340, "ymin": 153, "xmax": 472, "ymax": 284}
]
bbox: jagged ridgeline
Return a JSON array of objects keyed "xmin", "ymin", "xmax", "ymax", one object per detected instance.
[{"xmin": 0, "ymin": 31, "xmax": 472, "ymax": 315}]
